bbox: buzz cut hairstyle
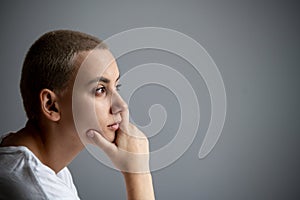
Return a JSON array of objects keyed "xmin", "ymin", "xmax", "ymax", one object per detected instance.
[{"xmin": 20, "ymin": 30, "xmax": 108, "ymax": 122}]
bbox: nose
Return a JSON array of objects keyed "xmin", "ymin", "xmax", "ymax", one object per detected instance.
[{"xmin": 110, "ymin": 91, "xmax": 127, "ymax": 114}]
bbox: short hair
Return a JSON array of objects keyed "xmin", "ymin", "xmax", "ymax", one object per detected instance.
[{"xmin": 20, "ymin": 30, "xmax": 107, "ymax": 121}]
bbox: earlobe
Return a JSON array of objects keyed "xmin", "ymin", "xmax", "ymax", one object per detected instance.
[{"xmin": 40, "ymin": 89, "xmax": 60, "ymax": 121}]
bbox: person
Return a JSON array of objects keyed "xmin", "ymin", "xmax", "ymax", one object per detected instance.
[{"xmin": 0, "ymin": 30, "xmax": 155, "ymax": 200}]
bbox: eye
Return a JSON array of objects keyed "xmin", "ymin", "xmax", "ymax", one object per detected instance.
[
  {"xmin": 95, "ymin": 86, "xmax": 106, "ymax": 96},
  {"xmin": 116, "ymin": 84, "xmax": 122, "ymax": 91}
]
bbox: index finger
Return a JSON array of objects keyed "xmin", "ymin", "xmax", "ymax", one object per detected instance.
[{"xmin": 119, "ymin": 104, "xmax": 129, "ymax": 133}]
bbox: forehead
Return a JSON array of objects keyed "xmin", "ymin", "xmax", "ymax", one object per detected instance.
[{"xmin": 75, "ymin": 49, "xmax": 119, "ymax": 84}]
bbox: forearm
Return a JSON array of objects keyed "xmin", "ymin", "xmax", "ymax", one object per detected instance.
[{"xmin": 123, "ymin": 172, "xmax": 155, "ymax": 200}]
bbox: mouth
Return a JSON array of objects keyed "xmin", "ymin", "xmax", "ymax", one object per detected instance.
[{"xmin": 107, "ymin": 121, "xmax": 121, "ymax": 131}]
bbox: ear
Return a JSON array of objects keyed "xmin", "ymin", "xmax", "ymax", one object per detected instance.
[{"xmin": 40, "ymin": 89, "xmax": 60, "ymax": 122}]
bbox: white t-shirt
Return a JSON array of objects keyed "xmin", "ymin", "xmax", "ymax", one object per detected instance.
[{"xmin": 0, "ymin": 133, "xmax": 80, "ymax": 200}]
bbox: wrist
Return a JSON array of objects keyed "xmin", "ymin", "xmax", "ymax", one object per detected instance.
[{"xmin": 123, "ymin": 172, "xmax": 155, "ymax": 200}]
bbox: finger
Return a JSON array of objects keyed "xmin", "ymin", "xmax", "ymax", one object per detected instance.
[
  {"xmin": 86, "ymin": 129, "xmax": 116, "ymax": 154},
  {"xmin": 119, "ymin": 105, "xmax": 129, "ymax": 133}
]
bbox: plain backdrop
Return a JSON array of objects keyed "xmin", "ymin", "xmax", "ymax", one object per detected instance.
[{"xmin": 0, "ymin": 1, "xmax": 299, "ymax": 199}]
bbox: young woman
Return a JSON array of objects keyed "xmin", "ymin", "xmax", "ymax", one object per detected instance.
[{"xmin": 0, "ymin": 30, "xmax": 155, "ymax": 199}]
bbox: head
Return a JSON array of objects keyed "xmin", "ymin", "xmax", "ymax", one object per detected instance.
[{"xmin": 20, "ymin": 30, "xmax": 126, "ymax": 142}]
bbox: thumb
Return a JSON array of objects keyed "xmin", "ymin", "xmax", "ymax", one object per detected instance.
[{"xmin": 86, "ymin": 129, "xmax": 117, "ymax": 155}]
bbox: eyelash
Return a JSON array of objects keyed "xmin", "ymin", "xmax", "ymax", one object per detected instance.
[
  {"xmin": 95, "ymin": 84, "xmax": 122, "ymax": 96},
  {"xmin": 116, "ymin": 84, "xmax": 122, "ymax": 91}
]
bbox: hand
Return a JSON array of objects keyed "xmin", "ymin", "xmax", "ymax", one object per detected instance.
[
  {"xmin": 86, "ymin": 107, "xmax": 150, "ymax": 173},
  {"xmin": 86, "ymin": 107, "xmax": 155, "ymax": 199}
]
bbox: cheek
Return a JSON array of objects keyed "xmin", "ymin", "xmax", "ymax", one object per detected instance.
[
  {"xmin": 72, "ymin": 92, "xmax": 114, "ymax": 142},
  {"xmin": 95, "ymin": 100, "xmax": 116, "ymax": 142},
  {"xmin": 72, "ymin": 94, "xmax": 101, "ymax": 136},
  {"xmin": 94, "ymin": 99, "xmax": 111, "ymax": 124}
]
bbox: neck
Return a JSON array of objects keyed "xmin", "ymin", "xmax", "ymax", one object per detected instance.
[{"xmin": 20, "ymin": 121, "xmax": 84, "ymax": 174}]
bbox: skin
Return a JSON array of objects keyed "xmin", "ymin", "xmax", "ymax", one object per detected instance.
[{"xmin": 0, "ymin": 49, "xmax": 155, "ymax": 200}]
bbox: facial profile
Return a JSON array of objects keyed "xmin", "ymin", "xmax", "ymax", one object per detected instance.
[{"xmin": 72, "ymin": 48, "xmax": 127, "ymax": 144}]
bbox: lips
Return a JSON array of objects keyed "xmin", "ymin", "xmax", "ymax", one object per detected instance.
[{"xmin": 107, "ymin": 122, "xmax": 120, "ymax": 131}]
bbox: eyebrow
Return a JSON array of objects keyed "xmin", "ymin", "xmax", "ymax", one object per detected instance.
[{"xmin": 88, "ymin": 74, "xmax": 120, "ymax": 85}]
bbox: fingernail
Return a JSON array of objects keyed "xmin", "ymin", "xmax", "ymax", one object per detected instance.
[{"xmin": 87, "ymin": 130, "xmax": 95, "ymax": 138}]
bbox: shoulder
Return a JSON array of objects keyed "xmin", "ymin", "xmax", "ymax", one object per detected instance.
[
  {"xmin": 0, "ymin": 170, "xmax": 48, "ymax": 200},
  {"xmin": 0, "ymin": 146, "xmax": 80, "ymax": 199},
  {"xmin": 0, "ymin": 146, "xmax": 48, "ymax": 199}
]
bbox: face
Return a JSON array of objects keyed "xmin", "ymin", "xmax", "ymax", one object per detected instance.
[{"xmin": 58, "ymin": 49, "xmax": 127, "ymax": 144}]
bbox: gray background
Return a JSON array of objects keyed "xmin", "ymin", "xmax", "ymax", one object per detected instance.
[{"xmin": 1, "ymin": 0, "xmax": 299, "ymax": 199}]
